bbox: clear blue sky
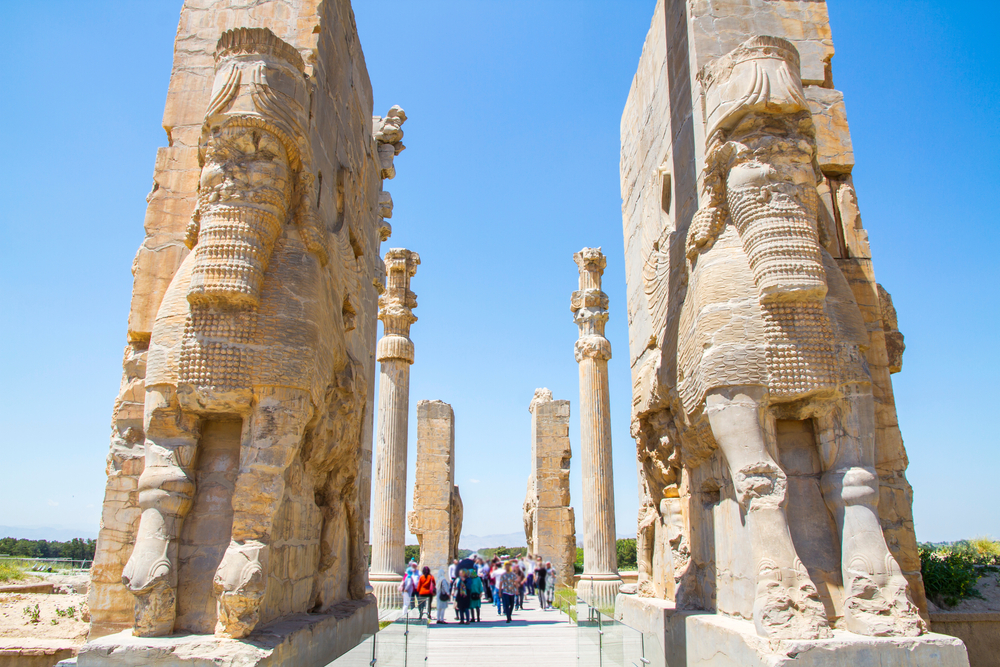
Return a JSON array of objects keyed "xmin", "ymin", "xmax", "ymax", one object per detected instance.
[{"xmin": 0, "ymin": 1, "xmax": 996, "ymax": 545}]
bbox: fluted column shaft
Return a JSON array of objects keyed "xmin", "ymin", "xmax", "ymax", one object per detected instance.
[
  {"xmin": 368, "ymin": 249, "xmax": 419, "ymax": 611},
  {"xmin": 572, "ymin": 247, "xmax": 621, "ymax": 611},
  {"xmin": 370, "ymin": 359, "xmax": 411, "ymax": 576},
  {"xmin": 579, "ymin": 355, "xmax": 617, "ymax": 574}
]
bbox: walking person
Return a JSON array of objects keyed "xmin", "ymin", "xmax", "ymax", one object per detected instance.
[
  {"xmin": 490, "ymin": 562, "xmax": 503, "ymax": 614},
  {"xmin": 524, "ymin": 555, "xmax": 535, "ymax": 595},
  {"xmin": 513, "ymin": 564, "xmax": 525, "ymax": 610},
  {"xmin": 436, "ymin": 568, "xmax": 451, "ymax": 624},
  {"xmin": 534, "ymin": 558, "xmax": 548, "ymax": 609},
  {"xmin": 399, "ymin": 560, "xmax": 419, "ymax": 614},
  {"xmin": 416, "ymin": 566, "xmax": 436, "ymax": 620},
  {"xmin": 454, "ymin": 569, "xmax": 471, "ymax": 624},
  {"xmin": 499, "ymin": 561, "xmax": 518, "ymax": 623},
  {"xmin": 545, "ymin": 561, "xmax": 556, "ymax": 610},
  {"xmin": 478, "ymin": 557, "xmax": 492, "ymax": 604},
  {"xmin": 467, "ymin": 566, "xmax": 483, "ymax": 623}
]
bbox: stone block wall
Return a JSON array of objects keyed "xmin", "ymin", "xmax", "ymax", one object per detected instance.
[
  {"xmin": 523, "ymin": 390, "xmax": 577, "ymax": 587},
  {"xmin": 408, "ymin": 400, "xmax": 461, "ymax": 577}
]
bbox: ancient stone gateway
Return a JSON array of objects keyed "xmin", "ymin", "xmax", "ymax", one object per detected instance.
[
  {"xmin": 409, "ymin": 400, "xmax": 463, "ymax": 579},
  {"xmin": 369, "ymin": 248, "xmax": 420, "ymax": 609},
  {"xmin": 617, "ymin": 1, "xmax": 969, "ymax": 665},
  {"xmin": 522, "ymin": 389, "xmax": 576, "ymax": 588},
  {"xmin": 85, "ymin": 1, "xmax": 406, "ymax": 664}
]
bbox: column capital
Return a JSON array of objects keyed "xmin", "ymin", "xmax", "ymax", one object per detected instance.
[
  {"xmin": 377, "ymin": 248, "xmax": 419, "ymax": 362},
  {"xmin": 572, "ymin": 247, "xmax": 611, "ymax": 354}
]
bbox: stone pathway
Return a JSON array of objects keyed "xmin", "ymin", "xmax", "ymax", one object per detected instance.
[{"xmin": 426, "ymin": 599, "xmax": 576, "ymax": 666}]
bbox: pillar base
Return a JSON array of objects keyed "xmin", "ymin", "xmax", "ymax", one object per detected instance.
[
  {"xmin": 577, "ymin": 574, "xmax": 622, "ymax": 614},
  {"xmin": 686, "ymin": 614, "xmax": 969, "ymax": 667},
  {"xmin": 63, "ymin": 596, "xmax": 376, "ymax": 667},
  {"xmin": 369, "ymin": 572, "xmax": 403, "ymax": 613}
]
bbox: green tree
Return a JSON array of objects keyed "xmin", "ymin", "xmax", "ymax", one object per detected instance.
[
  {"xmin": 616, "ymin": 538, "xmax": 637, "ymax": 570},
  {"xmin": 404, "ymin": 544, "xmax": 420, "ymax": 564}
]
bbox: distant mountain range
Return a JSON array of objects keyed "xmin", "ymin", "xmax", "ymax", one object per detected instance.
[{"xmin": 0, "ymin": 526, "xmax": 98, "ymax": 542}]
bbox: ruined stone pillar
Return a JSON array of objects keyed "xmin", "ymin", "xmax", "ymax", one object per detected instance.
[
  {"xmin": 523, "ymin": 389, "xmax": 577, "ymax": 588},
  {"xmin": 408, "ymin": 400, "xmax": 461, "ymax": 578},
  {"xmin": 571, "ymin": 247, "xmax": 621, "ymax": 610},
  {"xmin": 369, "ymin": 248, "xmax": 419, "ymax": 610}
]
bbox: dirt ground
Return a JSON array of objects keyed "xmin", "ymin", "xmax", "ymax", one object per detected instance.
[
  {"xmin": 0, "ymin": 575, "xmax": 89, "ymax": 647},
  {"xmin": 927, "ymin": 571, "xmax": 1000, "ymax": 613}
]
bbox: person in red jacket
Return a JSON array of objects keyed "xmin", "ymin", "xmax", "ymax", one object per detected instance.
[{"xmin": 416, "ymin": 566, "xmax": 437, "ymax": 620}]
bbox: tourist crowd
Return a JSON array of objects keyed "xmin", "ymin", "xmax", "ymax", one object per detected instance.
[{"xmin": 397, "ymin": 553, "xmax": 558, "ymax": 624}]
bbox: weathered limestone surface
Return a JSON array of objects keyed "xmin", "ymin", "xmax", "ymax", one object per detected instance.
[
  {"xmin": 369, "ymin": 249, "xmax": 419, "ymax": 610},
  {"xmin": 522, "ymin": 389, "xmax": 576, "ymax": 588},
  {"xmin": 408, "ymin": 400, "xmax": 462, "ymax": 578},
  {"xmin": 72, "ymin": 598, "xmax": 376, "ymax": 667},
  {"xmin": 685, "ymin": 615, "xmax": 967, "ymax": 667},
  {"xmin": 88, "ymin": 0, "xmax": 405, "ymax": 660},
  {"xmin": 571, "ymin": 248, "xmax": 622, "ymax": 610},
  {"xmin": 620, "ymin": 0, "xmax": 945, "ymax": 662}
]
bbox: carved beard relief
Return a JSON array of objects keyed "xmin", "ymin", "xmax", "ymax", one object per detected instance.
[
  {"xmin": 179, "ymin": 125, "xmax": 293, "ymax": 394},
  {"xmin": 188, "ymin": 126, "xmax": 293, "ymax": 308},
  {"xmin": 723, "ymin": 121, "xmax": 836, "ymax": 399}
]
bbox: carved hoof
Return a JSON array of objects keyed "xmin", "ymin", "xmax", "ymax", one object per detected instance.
[
  {"xmin": 131, "ymin": 581, "xmax": 176, "ymax": 637},
  {"xmin": 214, "ymin": 541, "xmax": 268, "ymax": 638},
  {"xmin": 348, "ymin": 573, "xmax": 367, "ymax": 600},
  {"xmin": 841, "ymin": 555, "xmax": 924, "ymax": 637},
  {"xmin": 753, "ymin": 559, "xmax": 831, "ymax": 639},
  {"xmin": 122, "ymin": 536, "xmax": 174, "ymax": 594}
]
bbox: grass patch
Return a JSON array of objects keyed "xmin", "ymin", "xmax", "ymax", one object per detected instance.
[
  {"xmin": 920, "ymin": 537, "xmax": 1000, "ymax": 608},
  {"xmin": 0, "ymin": 561, "xmax": 25, "ymax": 583},
  {"xmin": 553, "ymin": 587, "xmax": 577, "ymax": 623},
  {"xmin": 378, "ymin": 620, "xmax": 391, "ymax": 630}
]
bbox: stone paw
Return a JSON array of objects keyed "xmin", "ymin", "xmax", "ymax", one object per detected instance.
[
  {"xmin": 753, "ymin": 559, "xmax": 831, "ymax": 640},
  {"xmin": 841, "ymin": 555, "xmax": 924, "ymax": 637},
  {"xmin": 131, "ymin": 581, "xmax": 176, "ymax": 637},
  {"xmin": 122, "ymin": 536, "xmax": 174, "ymax": 593},
  {"xmin": 213, "ymin": 541, "xmax": 268, "ymax": 638}
]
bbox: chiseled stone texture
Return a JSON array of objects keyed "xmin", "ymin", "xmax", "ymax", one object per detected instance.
[
  {"xmin": 73, "ymin": 597, "xmax": 377, "ymax": 667},
  {"xmin": 90, "ymin": 0, "xmax": 400, "ymax": 647},
  {"xmin": 622, "ymin": 0, "xmax": 930, "ymax": 650},
  {"xmin": 408, "ymin": 400, "xmax": 461, "ymax": 578},
  {"xmin": 523, "ymin": 389, "xmax": 576, "ymax": 588},
  {"xmin": 685, "ymin": 614, "xmax": 968, "ymax": 667}
]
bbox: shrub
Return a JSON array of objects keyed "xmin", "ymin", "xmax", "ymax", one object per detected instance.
[
  {"xmin": 919, "ymin": 538, "xmax": 1000, "ymax": 608},
  {"xmin": 0, "ymin": 562, "xmax": 24, "ymax": 583}
]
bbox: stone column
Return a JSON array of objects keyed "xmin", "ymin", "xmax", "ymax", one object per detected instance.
[
  {"xmin": 571, "ymin": 247, "xmax": 621, "ymax": 610},
  {"xmin": 369, "ymin": 248, "xmax": 419, "ymax": 610},
  {"xmin": 408, "ymin": 400, "xmax": 460, "ymax": 578},
  {"xmin": 523, "ymin": 388, "xmax": 577, "ymax": 588}
]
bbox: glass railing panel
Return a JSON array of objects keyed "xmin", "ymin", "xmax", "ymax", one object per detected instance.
[
  {"xmin": 575, "ymin": 594, "xmax": 656, "ymax": 667},
  {"xmin": 323, "ymin": 605, "xmax": 427, "ymax": 667}
]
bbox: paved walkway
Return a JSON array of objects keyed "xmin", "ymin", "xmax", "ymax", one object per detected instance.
[{"xmin": 426, "ymin": 598, "xmax": 576, "ymax": 666}]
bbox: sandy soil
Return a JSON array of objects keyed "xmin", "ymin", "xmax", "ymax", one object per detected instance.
[
  {"xmin": 0, "ymin": 589, "xmax": 89, "ymax": 646},
  {"xmin": 928, "ymin": 571, "xmax": 1000, "ymax": 613}
]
